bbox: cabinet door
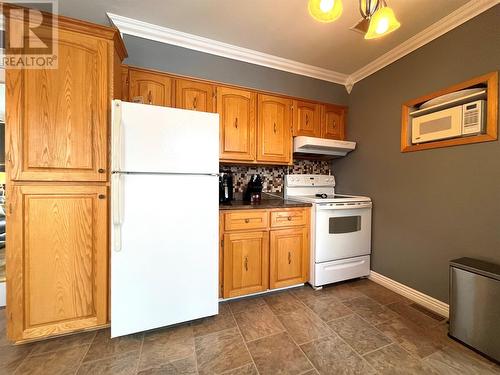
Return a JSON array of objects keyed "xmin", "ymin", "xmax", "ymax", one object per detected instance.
[
  {"xmin": 129, "ymin": 69, "xmax": 173, "ymax": 106},
  {"xmin": 223, "ymin": 231, "xmax": 269, "ymax": 298},
  {"xmin": 6, "ymin": 29, "xmax": 109, "ymax": 182},
  {"xmin": 6, "ymin": 184, "xmax": 108, "ymax": 342},
  {"xmin": 293, "ymin": 100, "xmax": 321, "ymax": 137},
  {"xmin": 175, "ymin": 79, "xmax": 215, "ymax": 112},
  {"xmin": 321, "ymin": 104, "xmax": 346, "ymax": 140},
  {"xmin": 121, "ymin": 66, "xmax": 129, "ymax": 101},
  {"xmin": 218, "ymin": 87, "xmax": 257, "ymax": 162},
  {"xmin": 257, "ymin": 94, "xmax": 292, "ymax": 164},
  {"xmin": 270, "ymin": 227, "xmax": 309, "ymax": 289}
]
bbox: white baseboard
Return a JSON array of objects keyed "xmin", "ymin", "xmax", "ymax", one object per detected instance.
[
  {"xmin": 0, "ymin": 282, "xmax": 5, "ymax": 307},
  {"xmin": 369, "ymin": 271, "xmax": 449, "ymax": 318}
]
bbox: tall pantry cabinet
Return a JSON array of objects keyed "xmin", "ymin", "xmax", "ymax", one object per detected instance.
[{"xmin": 5, "ymin": 13, "xmax": 127, "ymax": 342}]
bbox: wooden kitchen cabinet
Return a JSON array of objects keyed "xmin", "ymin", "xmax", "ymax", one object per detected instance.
[
  {"xmin": 6, "ymin": 28, "xmax": 111, "ymax": 182},
  {"xmin": 121, "ymin": 66, "xmax": 130, "ymax": 101},
  {"xmin": 175, "ymin": 79, "xmax": 215, "ymax": 112},
  {"xmin": 293, "ymin": 100, "xmax": 321, "ymax": 137},
  {"xmin": 6, "ymin": 184, "xmax": 109, "ymax": 342},
  {"xmin": 129, "ymin": 68, "xmax": 173, "ymax": 106},
  {"xmin": 321, "ymin": 104, "xmax": 347, "ymax": 140},
  {"xmin": 270, "ymin": 227, "xmax": 309, "ymax": 289},
  {"xmin": 220, "ymin": 207, "xmax": 310, "ymax": 298},
  {"xmin": 6, "ymin": 12, "xmax": 126, "ymax": 342},
  {"xmin": 223, "ymin": 231, "xmax": 269, "ymax": 298},
  {"xmin": 218, "ymin": 86, "xmax": 257, "ymax": 162},
  {"xmin": 257, "ymin": 94, "xmax": 292, "ymax": 164}
]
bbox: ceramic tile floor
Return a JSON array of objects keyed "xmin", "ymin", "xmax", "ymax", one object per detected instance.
[{"xmin": 1, "ymin": 279, "xmax": 499, "ymax": 374}]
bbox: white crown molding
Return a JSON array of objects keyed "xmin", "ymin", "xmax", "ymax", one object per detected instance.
[
  {"xmin": 108, "ymin": 0, "xmax": 498, "ymax": 92},
  {"xmin": 107, "ymin": 12, "xmax": 349, "ymax": 85},
  {"xmin": 349, "ymin": 0, "xmax": 500, "ymax": 84},
  {"xmin": 369, "ymin": 271, "xmax": 449, "ymax": 318}
]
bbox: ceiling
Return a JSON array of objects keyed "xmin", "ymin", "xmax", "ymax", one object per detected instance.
[{"xmin": 57, "ymin": 0, "xmax": 479, "ymax": 76}]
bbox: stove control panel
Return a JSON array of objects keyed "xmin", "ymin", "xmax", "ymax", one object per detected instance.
[{"xmin": 285, "ymin": 174, "xmax": 335, "ymax": 187}]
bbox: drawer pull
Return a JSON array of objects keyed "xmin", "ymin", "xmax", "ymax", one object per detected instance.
[
  {"xmin": 245, "ymin": 218, "xmax": 250, "ymax": 223},
  {"xmin": 288, "ymin": 252, "xmax": 292, "ymax": 264},
  {"xmin": 287, "ymin": 216, "xmax": 292, "ymax": 221},
  {"xmin": 244, "ymin": 256, "xmax": 248, "ymax": 271}
]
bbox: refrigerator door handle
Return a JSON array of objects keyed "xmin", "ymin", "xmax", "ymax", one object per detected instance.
[
  {"xmin": 112, "ymin": 100, "xmax": 123, "ymax": 172},
  {"xmin": 112, "ymin": 173, "xmax": 124, "ymax": 252}
]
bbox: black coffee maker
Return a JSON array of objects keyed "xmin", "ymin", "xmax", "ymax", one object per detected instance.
[
  {"xmin": 244, "ymin": 174, "xmax": 263, "ymax": 203},
  {"xmin": 219, "ymin": 172, "xmax": 234, "ymax": 203}
]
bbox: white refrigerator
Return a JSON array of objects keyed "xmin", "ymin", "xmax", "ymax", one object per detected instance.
[{"xmin": 111, "ymin": 100, "xmax": 219, "ymax": 338}]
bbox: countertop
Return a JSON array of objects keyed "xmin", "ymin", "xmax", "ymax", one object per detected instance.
[{"xmin": 219, "ymin": 199, "xmax": 311, "ymax": 210}]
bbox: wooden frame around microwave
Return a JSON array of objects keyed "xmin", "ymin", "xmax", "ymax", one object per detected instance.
[{"xmin": 401, "ymin": 71, "xmax": 498, "ymax": 153}]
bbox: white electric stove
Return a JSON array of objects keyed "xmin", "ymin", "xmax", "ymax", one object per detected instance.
[{"xmin": 285, "ymin": 174, "xmax": 372, "ymax": 288}]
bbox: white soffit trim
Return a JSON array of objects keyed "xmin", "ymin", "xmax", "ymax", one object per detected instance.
[
  {"xmin": 106, "ymin": 12, "xmax": 349, "ymax": 85},
  {"xmin": 369, "ymin": 271, "xmax": 449, "ymax": 318},
  {"xmin": 350, "ymin": 0, "xmax": 500, "ymax": 84}
]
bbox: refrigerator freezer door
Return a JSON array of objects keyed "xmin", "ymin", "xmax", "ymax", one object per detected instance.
[
  {"xmin": 112, "ymin": 100, "xmax": 219, "ymax": 174},
  {"xmin": 111, "ymin": 173, "xmax": 219, "ymax": 337}
]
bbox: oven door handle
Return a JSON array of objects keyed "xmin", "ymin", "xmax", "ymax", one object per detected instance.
[{"xmin": 317, "ymin": 202, "xmax": 372, "ymax": 210}]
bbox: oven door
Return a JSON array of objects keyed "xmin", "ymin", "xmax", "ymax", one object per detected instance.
[{"xmin": 315, "ymin": 202, "xmax": 372, "ymax": 263}]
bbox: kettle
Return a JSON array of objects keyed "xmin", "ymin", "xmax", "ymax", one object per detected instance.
[{"xmin": 219, "ymin": 172, "xmax": 233, "ymax": 203}]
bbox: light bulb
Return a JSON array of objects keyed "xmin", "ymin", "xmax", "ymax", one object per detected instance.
[
  {"xmin": 376, "ymin": 18, "xmax": 389, "ymax": 34},
  {"xmin": 319, "ymin": 0, "xmax": 335, "ymax": 12}
]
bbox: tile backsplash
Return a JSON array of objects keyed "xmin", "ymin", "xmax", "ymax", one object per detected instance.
[{"xmin": 220, "ymin": 160, "xmax": 331, "ymax": 193}]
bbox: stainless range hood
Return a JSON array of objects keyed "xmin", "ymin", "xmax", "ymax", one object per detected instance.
[{"xmin": 293, "ymin": 136, "xmax": 356, "ymax": 158}]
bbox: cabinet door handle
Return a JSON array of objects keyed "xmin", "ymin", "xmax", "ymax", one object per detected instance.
[
  {"xmin": 98, "ymin": 168, "xmax": 105, "ymax": 173},
  {"xmin": 193, "ymin": 96, "xmax": 197, "ymax": 109},
  {"xmin": 244, "ymin": 256, "xmax": 248, "ymax": 271},
  {"xmin": 147, "ymin": 91, "xmax": 152, "ymax": 104},
  {"xmin": 245, "ymin": 218, "xmax": 250, "ymax": 223},
  {"xmin": 98, "ymin": 194, "xmax": 106, "ymax": 199},
  {"xmin": 288, "ymin": 252, "xmax": 292, "ymax": 264},
  {"xmin": 234, "ymin": 117, "xmax": 238, "ymax": 129},
  {"xmin": 273, "ymin": 122, "xmax": 277, "ymax": 133},
  {"xmin": 287, "ymin": 216, "xmax": 292, "ymax": 221}
]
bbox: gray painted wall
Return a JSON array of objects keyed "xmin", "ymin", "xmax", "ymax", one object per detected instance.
[
  {"xmin": 333, "ymin": 5, "xmax": 500, "ymax": 303},
  {"xmin": 123, "ymin": 35, "xmax": 349, "ymax": 105}
]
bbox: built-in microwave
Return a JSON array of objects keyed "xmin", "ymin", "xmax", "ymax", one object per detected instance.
[{"xmin": 412, "ymin": 100, "xmax": 485, "ymax": 144}]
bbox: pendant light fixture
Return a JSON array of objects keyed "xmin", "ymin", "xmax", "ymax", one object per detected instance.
[
  {"xmin": 307, "ymin": 0, "xmax": 400, "ymax": 40},
  {"xmin": 365, "ymin": 0, "xmax": 401, "ymax": 39},
  {"xmin": 308, "ymin": 0, "xmax": 343, "ymax": 23}
]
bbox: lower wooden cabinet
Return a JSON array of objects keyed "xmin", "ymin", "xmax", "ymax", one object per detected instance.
[
  {"xmin": 223, "ymin": 231, "xmax": 269, "ymax": 298},
  {"xmin": 270, "ymin": 227, "xmax": 309, "ymax": 289},
  {"xmin": 6, "ymin": 184, "xmax": 109, "ymax": 342},
  {"xmin": 220, "ymin": 207, "xmax": 309, "ymax": 299}
]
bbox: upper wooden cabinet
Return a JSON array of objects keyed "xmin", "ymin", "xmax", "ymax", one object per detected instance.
[
  {"xmin": 257, "ymin": 94, "xmax": 292, "ymax": 164},
  {"xmin": 293, "ymin": 100, "xmax": 321, "ymax": 137},
  {"xmin": 175, "ymin": 79, "xmax": 215, "ymax": 112},
  {"xmin": 218, "ymin": 86, "xmax": 257, "ymax": 162},
  {"xmin": 7, "ymin": 184, "xmax": 108, "ymax": 342},
  {"xmin": 321, "ymin": 104, "xmax": 347, "ymax": 140},
  {"xmin": 6, "ymin": 29, "xmax": 114, "ymax": 182},
  {"xmin": 121, "ymin": 66, "xmax": 130, "ymax": 102},
  {"xmin": 129, "ymin": 68, "xmax": 173, "ymax": 106}
]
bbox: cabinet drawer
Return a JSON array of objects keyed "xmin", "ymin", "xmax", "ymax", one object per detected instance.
[
  {"xmin": 224, "ymin": 210, "xmax": 269, "ymax": 231},
  {"xmin": 270, "ymin": 209, "xmax": 308, "ymax": 228}
]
